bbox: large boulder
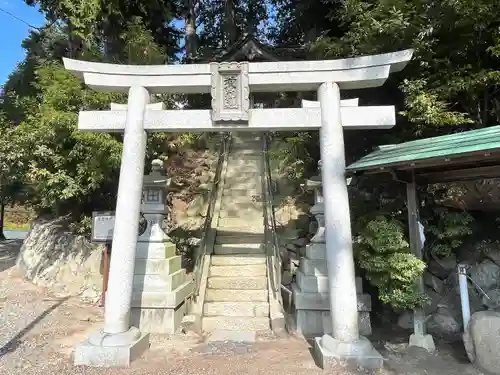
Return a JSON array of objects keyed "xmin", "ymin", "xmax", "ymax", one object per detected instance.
[
  {"xmin": 16, "ymin": 216, "xmax": 103, "ymax": 301},
  {"xmin": 470, "ymin": 259, "xmax": 500, "ymax": 291},
  {"xmin": 463, "ymin": 310, "xmax": 500, "ymax": 374}
]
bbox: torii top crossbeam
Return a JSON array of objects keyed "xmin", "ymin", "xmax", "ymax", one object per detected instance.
[
  {"xmin": 63, "ymin": 50, "xmax": 413, "ymax": 133},
  {"xmin": 63, "ymin": 49, "xmax": 413, "ymax": 94}
]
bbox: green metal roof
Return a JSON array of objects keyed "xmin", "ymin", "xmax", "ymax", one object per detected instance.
[{"xmin": 346, "ymin": 125, "xmax": 500, "ymax": 173}]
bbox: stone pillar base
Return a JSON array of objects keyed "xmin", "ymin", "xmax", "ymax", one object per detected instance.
[
  {"xmin": 409, "ymin": 333, "xmax": 435, "ymax": 352},
  {"xmin": 314, "ymin": 334, "xmax": 383, "ymax": 370},
  {"xmin": 73, "ymin": 327, "xmax": 150, "ymax": 368}
]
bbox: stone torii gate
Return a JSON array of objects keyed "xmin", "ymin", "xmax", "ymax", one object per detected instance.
[{"xmin": 63, "ymin": 50, "xmax": 413, "ymax": 368}]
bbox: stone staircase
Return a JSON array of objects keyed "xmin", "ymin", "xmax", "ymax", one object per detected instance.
[{"xmin": 201, "ymin": 133, "xmax": 271, "ymax": 333}]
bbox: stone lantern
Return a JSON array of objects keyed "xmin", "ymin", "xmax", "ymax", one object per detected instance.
[
  {"xmin": 293, "ymin": 159, "xmax": 373, "ymax": 338},
  {"xmin": 305, "ymin": 160, "xmax": 325, "ymax": 243},
  {"xmin": 138, "ymin": 159, "xmax": 169, "ymax": 240},
  {"xmin": 131, "ymin": 159, "xmax": 193, "ymax": 334}
]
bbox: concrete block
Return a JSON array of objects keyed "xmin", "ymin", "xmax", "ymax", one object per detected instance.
[
  {"xmin": 323, "ymin": 311, "xmax": 372, "ymax": 336},
  {"xmin": 208, "ymin": 330, "xmax": 256, "ymax": 343},
  {"xmin": 134, "ymin": 256, "xmax": 181, "ymax": 275},
  {"xmin": 130, "ymin": 302, "xmax": 187, "ymax": 334},
  {"xmin": 73, "ymin": 333, "xmax": 150, "ymax": 367},
  {"xmin": 133, "ymin": 268, "xmax": 186, "ymax": 292},
  {"xmin": 409, "ymin": 333, "xmax": 435, "ymax": 353},
  {"xmin": 211, "ymin": 254, "xmax": 266, "ymax": 266},
  {"xmin": 202, "ymin": 316, "xmax": 270, "ymax": 332},
  {"xmin": 135, "ymin": 241, "xmax": 176, "ymax": 259},
  {"xmin": 296, "ymin": 310, "xmax": 372, "ymax": 337},
  {"xmin": 304, "ymin": 243, "xmax": 326, "ymax": 260},
  {"xmin": 132, "ymin": 280, "xmax": 193, "ymax": 308},
  {"xmin": 213, "ymin": 243, "xmax": 265, "ymax": 254},
  {"xmin": 299, "ymin": 258, "xmax": 328, "ymax": 276},
  {"xmin": 204, "ymin": 301, "xmax": 269, "ymax": 317},
  {"xmin": 293, "ymin": 285, "xmax": 372, "ymax": 311},
  {"xmin": 314, "ymin": 335, "xmax": 383, "ymax": 370},
  {"xmin": 209, "ymin": 264, "xmax": 266, "ymax": 277},
  {"xmin": 296, "ymin": 272, "xmax": 364, "ymax": 294},
  {"xmin": 207, "ymin": 276, "xmax": 267, "ymax": 290},
  {"xmin": 205, "ymin": 289, "xmax": 268, "ymax": 302}
]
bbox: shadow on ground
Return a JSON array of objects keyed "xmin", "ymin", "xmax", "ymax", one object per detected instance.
[
  {"xmin": 0, "ymin": 296, "xmax": 70, "ymax": 358},
  {"xmin": 0, "ymin": 240, "xmax": 22, "ymax": 272}
]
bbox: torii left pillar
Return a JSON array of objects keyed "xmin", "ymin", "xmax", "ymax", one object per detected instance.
[{"xmin": 74, "ymin": 86, "xmax": 151, "ymax": 367}]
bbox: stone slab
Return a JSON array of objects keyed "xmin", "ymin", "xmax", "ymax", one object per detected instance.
[
  {"xmin": 409, "ymin": 333, "xmax": 435, "ymax": 353},
  {"xmin": 74, "ymin": 333, "xmax": 150, "ymax": 367},
  {"xmin": 204, "ymin": 301, "xmax": 269, "ymax": 317},
  {"xmin": 207, "ymin": 276, "xmax": 267, "ymax": 290},
  {"xmin": 296, "ymin": 310, "xmax": 372, "ymax": 337},
  {"xmin": 205, "ymin": 288, "xmax": 268, "ymax": 302},
  {"xmin": 313, "ymin": 335, "xmax": 384, "ymax": 370},
  {"xmin": 211, "ymin": 254, "xmax": 266, "ymax": 266},
  {"xmin": 131, "ymin": 280, "xmax": 193, "ymax": 308},
  {"xmin": 202, "ymin": 316, "xmax": 270, "ymax": 332},
  {"xmin": 304, "ymin": 243, "xmax": 326, "ymax": 260},
  {"xmin": 207, "ymin": 330, "xmax": 256, "ymax": 343},
  {"xmin": 136, "ymin": 241, "xmax": 177, "ymax": 259},
  {"xmin": 296, "ymin": 272, "xmax": 364, "ymax": 294},
  {"xmin": 292, "ymin": 284, "xmax": 371, "ymax": 311},
  {"xmin": 133, "ymin": 268, "xmax": 186, "ymax": 292},
  {"xmin": 130, "ymin": 301, "xmax": 187, "ymax": 334},
  {"xmin": 134, "ymin": 256, "xmax": 181, "ymax": 275},
  {"xmin": 209, "ymin": 264, "xmax": 266, "ymax": 277}
]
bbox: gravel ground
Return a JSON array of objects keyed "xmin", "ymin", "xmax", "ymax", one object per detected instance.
[{"xmin": 0, "ymin": 240, "xmax": 483, "ymax": 375}]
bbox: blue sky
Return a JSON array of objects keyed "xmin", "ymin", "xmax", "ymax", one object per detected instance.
[{"xmin": 0, "ymin": 1, "xmax": 45, "ymax": 85}]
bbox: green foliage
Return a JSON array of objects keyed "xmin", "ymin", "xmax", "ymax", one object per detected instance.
[
  {"xmin": 17, "ymin": 63, "xmax": 123, "ymax": 215},
  {"xmin": 423, "ymin": 206, "xmax": 474, "ymax": 258},
  {"xmin": 310, "ymin": 0, "xmax": 500, "ymax": 133},
  {"xmin": 354, "ymin": 215, "xmax": 427, "ymax": 309},
  {"xmin": 269, "ymin": 132, "xmax": 316, "ymax": 182},
  {"xmin": 0, "ymin": 114, "xmax": 26, "ymax": 205}
]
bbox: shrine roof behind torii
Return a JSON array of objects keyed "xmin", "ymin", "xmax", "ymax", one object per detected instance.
[{"xmin": 346, "ymin": 125, "xmax": 500, "ymax": 183}]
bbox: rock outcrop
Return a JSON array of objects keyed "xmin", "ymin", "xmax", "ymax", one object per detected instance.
[{"xmin": 16, "ymin": 216, "xmax": 103, "ymax": 302}]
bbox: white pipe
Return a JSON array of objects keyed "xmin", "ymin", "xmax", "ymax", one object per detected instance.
[{"xmin": 458, "ymin": 264, "xmax": 471, "ymax": 331}]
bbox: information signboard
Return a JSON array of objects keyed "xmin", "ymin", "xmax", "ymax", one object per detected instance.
[{"xmin": 91, "ymin": 211, "xmax": 115, "ymax": 243}]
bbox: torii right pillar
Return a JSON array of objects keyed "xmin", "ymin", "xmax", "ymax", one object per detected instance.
[{"xmin": 314, "ymin": 82, "xmax": 380, "ymax": 369}]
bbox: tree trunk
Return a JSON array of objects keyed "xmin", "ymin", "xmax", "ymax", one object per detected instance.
[
  {"xmin": 185, "ymin": 0, "xmax": 199, "ymax": 59},
  {"xmin": 224, "ymin": 0, "xmax": 237, "ymax": 45},
  {"xmin": 0, "ymin": 200, "xmax": 5, "ymax": 241}
]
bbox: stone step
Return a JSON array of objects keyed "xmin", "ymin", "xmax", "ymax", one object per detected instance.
[
  {"xmin": 213, "ymin": 242, "xmax": 265, "ymax": 254},
  {"xmin": 217, "ymin": 217, "xmax": 264, "ymax": 227},
  {"xmin": 134, "ymin": 256, "xmax": 182, "ymax": 275},
  {"xmin": 211, "ymin": 254, "xmax": 266, "ymax": 266},
  {"xmin": 207, "ymin": 276, "xmax": 267, "ymax": 290},
  {"xmin": 217, "ymin": 220, "xmax": 264, "ymax": 233},
  {"xmin": 203, "ymin": 302, "xmax": 269, "ymax": 317},
  {"xmin": 205, "ymin": 289, "xmax": 268, "ymax": 302},
  {"xmin": 218, "ymin": 207, "xmax": 263, "ymax": 219},
  {"xmin": 222, "ymin": 183, "xmax": 261, "ymax": 191},
  {"xmin": 222, "ymin": 188, "xmax": 262, "ymax": 197},
  {"xmin": 219, "ymin": 200, "xmax": 263, "ymax": 210},
  {"xmin": 203, "ymin": 316, "xmax": 270, "ymax": 332},
  {"xmin": 209, "ymin": 264, "xmax": 267, "ymax": 277},
  {"xmin": 133, "ymin": 268, "xmax": 186, "ymax": 292}
]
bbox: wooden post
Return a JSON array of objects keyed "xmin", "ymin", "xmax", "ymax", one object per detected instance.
[
  {"xmin": 99, "ymin": 243, "xmax": 111, "ymax": 307},
  {"xmin": 406, "ymin": 170, "xmax": 435, "ymax": 351}
]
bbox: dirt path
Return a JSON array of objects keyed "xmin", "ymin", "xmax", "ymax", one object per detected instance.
[{"xmin": 0, "ymin": 240, "xmax": 484, "ymax": 375}]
